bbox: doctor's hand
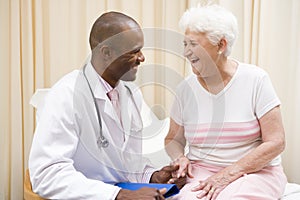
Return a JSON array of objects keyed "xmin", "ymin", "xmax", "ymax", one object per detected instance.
[
  {"xmin": 115, "ymin": 187, "xmax": 166, "ymax": 200},
  {"xmin": 171, "ymin": 155, "xmax": 193, "ymax": 179},
  {"xmin": 150, "ymin": 165, "xmax": 187, "ymax": 189}
]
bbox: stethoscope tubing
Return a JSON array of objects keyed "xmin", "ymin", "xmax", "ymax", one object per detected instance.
[
  {"xmin": 83, "ymin": 65, "xmax": 109, "ymax": 148},
  {"xmin": 82, "ymin": 64, "xmax": 143, "ymax": 149}
]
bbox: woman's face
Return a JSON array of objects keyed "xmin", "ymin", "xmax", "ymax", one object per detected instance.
[{"xmin": 183, "ymin": 29, "xmax": 219, "ymax": 77}]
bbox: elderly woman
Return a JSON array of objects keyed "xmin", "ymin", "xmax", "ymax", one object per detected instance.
[{"xmin": 165, "ymin": 4, "xmax": 287, "ymax": 200}]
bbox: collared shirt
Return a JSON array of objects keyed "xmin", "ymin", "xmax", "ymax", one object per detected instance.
[
  {"xmin": 96, "ymin": 72, "xmax": 122, "ymax": 125},
  {"xmin": 96, "ymin": 73, "xmax": 113, "ymax": 94}
]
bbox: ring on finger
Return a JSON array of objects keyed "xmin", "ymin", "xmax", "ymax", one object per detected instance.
[{"xmin": 209, "ymin": 187, "xmax": 215, "ymax": 193}]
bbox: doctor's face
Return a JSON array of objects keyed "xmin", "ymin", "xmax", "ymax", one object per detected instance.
[{"xmin": 109, "ymin": 27, "xmax": 145, "ymax": 82}]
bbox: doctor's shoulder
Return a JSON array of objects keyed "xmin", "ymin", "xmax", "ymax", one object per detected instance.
[
  {"xmin": 49, "ymin": 70, "xmax": 80, "ymax": 92},
  {"xmin": 42, "ymin": 70, "xmax": 80, "ymax": 110}
]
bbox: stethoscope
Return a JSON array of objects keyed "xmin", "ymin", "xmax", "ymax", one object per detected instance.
[{"xmin": 82, "ymin": 64, "xmax": 143, "ymax": 149}]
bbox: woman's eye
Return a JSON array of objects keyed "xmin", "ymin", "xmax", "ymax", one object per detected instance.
[{"xmin": 183, "ymin": 42, "xmax": 197, "ymax": 47}]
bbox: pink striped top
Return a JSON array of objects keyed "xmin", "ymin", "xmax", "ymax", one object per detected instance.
[
  {"xmin": 185, "ymin": 120, "xmax": 260, "ymax": 145},
  {"xmin": 171, "ymin": 62, "xmax": 281, "ymax": 167}
]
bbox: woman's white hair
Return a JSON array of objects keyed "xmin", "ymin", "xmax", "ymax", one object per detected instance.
[{"xmin": 179, "ymin": 4, "xmax": 238, "ymax": 57}]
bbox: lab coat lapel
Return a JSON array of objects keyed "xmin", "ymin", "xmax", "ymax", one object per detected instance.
[
  {"xmin": 84, "ymin": 63, "xmax": 122, "ymax": 127},
  {"xmin": 94, "ymin": 85, "xmax": 118, "ymax": 125},
  {"xmin": 117, "ymin": 82, "xmax": 131, "ymax": 140}
]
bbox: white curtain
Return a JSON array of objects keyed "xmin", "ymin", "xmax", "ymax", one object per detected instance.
[
  {"xmin": 0, "ymin": 0, "xmax": 299, "ymax": 199},
  {"xmin": 218, "ymin": 0, "xmax": 300, "ymax": 184}
]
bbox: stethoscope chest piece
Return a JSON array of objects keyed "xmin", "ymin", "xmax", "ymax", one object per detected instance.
[{"xmin": 97, "ymin": 136, "xmax": 109, "ymax": 148}]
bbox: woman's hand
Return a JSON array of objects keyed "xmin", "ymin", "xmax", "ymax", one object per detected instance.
[
  {"xmin": 171, "ymin": 155, "xmax": 193, "ymax": 179},
  {"xmin": 192, "ymin": 173, "xmax": 229, "ymax": 200},
  {"xmin": 191, "ymin": 167, "xmax": 241, "ymax": 200}
]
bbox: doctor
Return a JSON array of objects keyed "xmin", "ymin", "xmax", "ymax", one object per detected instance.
[{"xmin": 29, "ymin": 11, "xmax": 185, "ymax": 200}]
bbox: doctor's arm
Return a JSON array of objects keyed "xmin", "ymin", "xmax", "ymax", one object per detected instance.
[{"xmin": 28, "ymin": 87, "xmax": 121, "ymax": 200}]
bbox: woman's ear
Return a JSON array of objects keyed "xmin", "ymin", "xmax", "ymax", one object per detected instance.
[{"xmin": 218, "ymin": 38, "xmax": 227, "ymax": 52}]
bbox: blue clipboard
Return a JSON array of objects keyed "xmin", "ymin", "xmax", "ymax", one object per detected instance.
[{"xmin": 115, "ymin": 182, "xmax": 179, "ymax": 198}]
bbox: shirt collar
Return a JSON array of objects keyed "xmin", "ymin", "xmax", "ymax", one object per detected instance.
[
  {"xmin": 97, "ymin": 73, "xmax": 113, "ymax": 94},
  {"xmin": 89, "ymin": 62, "xmax": 120, "ymax": 94}
]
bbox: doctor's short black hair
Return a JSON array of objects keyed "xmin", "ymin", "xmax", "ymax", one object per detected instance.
[{"xmin": 89, "ymin": 11, "xmax": 140, "ymax": 50}]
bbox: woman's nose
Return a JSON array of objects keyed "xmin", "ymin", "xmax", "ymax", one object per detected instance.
[{"xmin": 183, "ymin": 46, "xmax": 192, "ymax": 57}]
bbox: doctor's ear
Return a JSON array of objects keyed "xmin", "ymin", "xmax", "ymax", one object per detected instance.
[{"xmin": 100, "ymin": 45, "xmax": 112, "ymax": 58}]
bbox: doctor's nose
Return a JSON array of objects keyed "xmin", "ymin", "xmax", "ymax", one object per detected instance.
[{"xmin": 137, "ymin": 51, "xmax": 145, "ymax": 63}]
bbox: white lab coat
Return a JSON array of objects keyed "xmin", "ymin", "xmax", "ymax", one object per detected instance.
[{"xmin": 28, "ymin": 62, "xmax": 156, "ymax": 200}]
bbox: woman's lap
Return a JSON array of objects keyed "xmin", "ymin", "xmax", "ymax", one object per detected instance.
[{"xmin": 173, "ymin": 163, "xmax": 287, "ymax": 200}]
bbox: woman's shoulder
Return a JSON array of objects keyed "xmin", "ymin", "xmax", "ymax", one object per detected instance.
[
  {"xmin": 236, "ymin": 61, "xmax": 268, "ymax": 78},
  {"xmin": 176, "ymin": 74, "xmax": 197, "ymax": 91}
]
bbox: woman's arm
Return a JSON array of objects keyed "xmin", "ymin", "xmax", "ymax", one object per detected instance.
[
  {"xmin": 165, "ymin": 119, "xmax": 193, "ymax": 178},
  {"xmin": 231, "ymin": 105, "xmax": 285, "ymax": 174},
  {"xmin": 193, "ymin": 106, "xmax": 286, "ymax": 200},
  {"xmin": 165, "ymin": 118, "xmax": 186, "ymax": 160}
]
